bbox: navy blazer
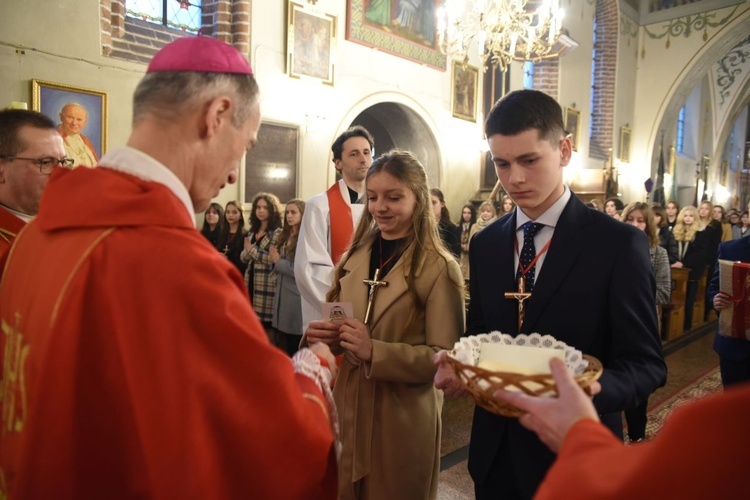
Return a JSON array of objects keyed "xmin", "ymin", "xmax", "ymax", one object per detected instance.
[
  {"xmin": 466, "ymin": 194, "xmax": 667, "ymax": 495},
  {"xmin": 707, "ymin": 237, "xmax": 750, "ymax": 361}
]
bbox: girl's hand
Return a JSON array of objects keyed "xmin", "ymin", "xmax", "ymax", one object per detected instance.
[
  {"xmin": 269, "ymin": 245, "xmax": 280, "ymax": 263},
  {"xmin": 243, "ymin": 237, "xmax": 252, "ymax": 252},
  {"xmin": 714, "ymin": 291, "xmax": 732, "ymax": 311},
  {"xmin": 671, "ymin": 261, "xmax": 684, "ymax": 268},
  {"xmin": 339, "ymin": 319, "xmax": 373, "ymax": 362}
]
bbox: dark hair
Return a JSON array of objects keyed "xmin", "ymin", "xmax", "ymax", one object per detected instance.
[
  {"xmin": 430, "ymin": 188, "xmax": 451, "ymax": 224},
  {"xmin": 276, "ymin": 199, "xmax": 306, "ymax": 263},
  {"xmin": 201, "ymin": 202, "xmax": 225, "ymax": 238},
  {"xmin": 485, "ymin": 89, "xmax": 565, "ymax": 143},
  {"xmin": 458, "ymin": 204, "xmax": 476, "ymax": 226},
  {"xmin": 605, "ymin": 197, "xmax": 624, "ymax": 211},
  {"xmin": 218, "ymin": 200, "xmax": 246, "ymax": 246},
  {"xmin": 666, "ymin": 200, "xmax": 680, "ymax": 211},
  {"xmin": 331, "ymin": 125, "xmax": 374, "ymax": 161},
  {"xmin": 651, "ymin": 203, "xmax": 668, "ymax": 228},
  {"xmin": 0, "ymin": 109, "xmax": 56, "ymax": 156},
  {"xmin": 249, "ymin": 192, "xmax": 282, "ymax": 234}
]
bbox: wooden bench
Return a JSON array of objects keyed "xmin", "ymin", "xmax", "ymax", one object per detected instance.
[{"xmin": 662, "ymin": 267, "xmax": 689, "ymax": 340}]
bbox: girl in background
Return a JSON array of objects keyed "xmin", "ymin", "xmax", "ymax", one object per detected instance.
[
  {"xmin": 200, "ymin": 202, "xmax": 225, "ymax": 249},
  {"xmin": 621, "ymin": 202, "xmax": 670, "ymax": 442},
  {"xmin": 651, "ymin": 204, "xmax": 678, "ymax": 264},
  {"xmin": 665, "ymin": 200, "xmax": 680, "ymax": 231},
  {"xmin": 672, "ymin": 206, "xmax": 710, "ymax": 330},
  {"xmin": 469, "ymin": 200, "xmax": 497, "ymax": 240},
  {"xmin": 217, "ymin": 200, "xmax": 246, "ymax": 275},
  {"xmin": 499, "ymin": 194, "xmax": 515, "ymax": 217},
  {"xmin": 457, "ymin": 204, "xmax": 476, "ymax": 278},
  {"xmin": 732, "ymin": 210, "xmax": 750, "ymax": 240},
  {"xmin": 430, "ymin": 188, "xmax": 461, "ymax": 260},
  {"xmin": 270, "ymin": 199, "xmax": 306, "ymax": 356},
  {"xmin": 242, "ymin": 193, "xmax": 283, "ymax": 341}
]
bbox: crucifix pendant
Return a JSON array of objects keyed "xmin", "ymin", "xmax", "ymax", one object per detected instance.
[
  {"xmin": 504, "ymin": 277, "xmax": 532, "ymax": 330},
  {"xmin": 363, "ymin": 268, "xmax": 389, "ymax": 325}
]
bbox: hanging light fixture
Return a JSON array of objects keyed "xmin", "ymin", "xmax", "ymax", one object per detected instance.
[{"xmin": 438, "ymin": 0, "xmax": 576, "ymax": 71}]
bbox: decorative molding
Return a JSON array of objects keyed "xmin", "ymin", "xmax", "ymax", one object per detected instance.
[
  {"xmin": 644, "ymin": 5, "xmax": 738, "ymax": 48},
  {"xmin": 716, "ymin": 35, "xmax": 750, "ymax": 106},
  {"xmin": 620, "ymin": 14, "xmax": 639, "ymax": 39}
]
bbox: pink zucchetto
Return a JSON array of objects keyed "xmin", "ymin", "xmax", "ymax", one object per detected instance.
[{"xmin": 147, "ymin": 36, "xmax": 253, "ymax": 75}]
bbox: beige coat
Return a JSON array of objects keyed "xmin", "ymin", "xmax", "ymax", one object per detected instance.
[{"xmin": 334, "ymin": 241, "xmax": 465, "ymax": 500}]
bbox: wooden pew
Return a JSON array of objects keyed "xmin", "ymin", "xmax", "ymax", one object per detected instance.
[
  {"xmin": 662, "ymin": 267, "xmax": 689, "ymax": 340},
  {"xmin": 691, "ymin": 272, "xmax": 708, "ymax": 330}
]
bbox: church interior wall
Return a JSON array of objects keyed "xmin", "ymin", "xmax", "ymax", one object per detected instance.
[{"xmin": 1, "ymin": 0, "xmax": 747, "ymax": 219}]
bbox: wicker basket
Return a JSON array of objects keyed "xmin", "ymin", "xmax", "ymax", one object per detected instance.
[{"xmin": 447, "ymin": 354, "xmax": 603, "ymax": 417}]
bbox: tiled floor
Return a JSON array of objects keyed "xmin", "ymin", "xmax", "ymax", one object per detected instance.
[{"xmin": 436, "ymin": 326, "xmax": 720, "ymax": 499}]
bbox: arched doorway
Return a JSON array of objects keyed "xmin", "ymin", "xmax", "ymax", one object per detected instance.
[{"xmin": 349, "ymin": 102, "xmax": 442, "ymax": 186}]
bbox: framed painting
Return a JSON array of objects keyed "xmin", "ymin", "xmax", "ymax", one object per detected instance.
[
  {"xmin": 619, "ymin": 126, "xmax": 632, "ymax": 163},
  {"xmin": 32, "ymin": 79, "xmax": 107, "ymax": 168},
  {"xmin": 564, "ymin": 107, "xmax": 581, "ymax": 152},
  {"xmin": 244, "ymin": 121, "xmax": 299, "ymax": 205},
  {"xmin": 345, "ymin": 0, "xmax": 446, "ymax": 70},
  {"xmin": 287, "ymin": 1, "xmax": 336, "ymax": 84},
  {"xmin": 451, "ymin": 61, "xmax": 478, "ymax": 122}
]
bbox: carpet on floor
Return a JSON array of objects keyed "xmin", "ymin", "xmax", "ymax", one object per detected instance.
[{"xmin": 630, "ymin": 365, "xmax": 722, "ymax": 441}]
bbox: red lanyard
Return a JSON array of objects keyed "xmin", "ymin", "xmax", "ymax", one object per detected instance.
[{"xmin": 514, "ymin": 232, "xmax": 552, "ymax": 277}]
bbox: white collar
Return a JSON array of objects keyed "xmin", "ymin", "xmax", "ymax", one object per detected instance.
[{"xmin": 98, "ymin": 146, "xmax": 195, "ymax": 226}]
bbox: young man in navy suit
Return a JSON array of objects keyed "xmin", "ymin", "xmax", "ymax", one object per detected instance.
[
  {"xmin": 707, "ymin": 235, "xmax": 750, "ymax": 387},
  {"xmin": 435, "ymin": 89, "xmax": 667, "ymax": 499}
]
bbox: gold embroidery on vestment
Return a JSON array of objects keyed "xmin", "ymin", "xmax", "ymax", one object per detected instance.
[{"xmin": 1, "ymin": 313, "xmax": 29, "ymax": 434}]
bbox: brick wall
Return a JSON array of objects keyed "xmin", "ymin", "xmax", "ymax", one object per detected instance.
[
  {"xmin": 100, "ymin": 0, "xmax": 251, "ymax": 63},
  {"xmin": 531, "ymin": 58, "xmax": 559, "ymax": 100},
  {"xmin": 590, "ymin": 0, "xmax": 618, "ymax": 161}
]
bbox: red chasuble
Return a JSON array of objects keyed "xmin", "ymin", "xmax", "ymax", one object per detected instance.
[
  {"xmin": 326, "ymin": 182, "xmax": 354, "ymax": 265},
  {"xmin": 0, "ymin": 167, "xmax": 336, "ymax": 499},
  {"xmin": 0, "ymin": 207, "xmax": 25, "ymax": 277},
  {"xmin": 535, "ymin": 384, "xmax": 750, "ymax": 499}
]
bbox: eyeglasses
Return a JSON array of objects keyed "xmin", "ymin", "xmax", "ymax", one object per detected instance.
[{"xmin": 0, "ymin": 155, "xmax": 75, "ymax": 173}]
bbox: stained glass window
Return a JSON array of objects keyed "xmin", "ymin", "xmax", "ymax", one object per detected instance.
[{"xmin": 126, "ymin": 0, "xmax": 202, "ymax": 34}]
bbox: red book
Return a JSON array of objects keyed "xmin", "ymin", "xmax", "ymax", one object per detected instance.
[{"xmin": 718, "ymin": 259, "xmax": 750, "ymax": 340}]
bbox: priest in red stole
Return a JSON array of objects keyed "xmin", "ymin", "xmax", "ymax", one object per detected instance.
[
  {"xmin": 0, "ymin": 37, "xmax": 338, "ymax": 499},
  {"xmin": 496, "ymin": 359, "xmax": 750, "ymax": 498},
  {"xmin": 295, "ymin": 126, "xmax": 373, "ymax": 332}
]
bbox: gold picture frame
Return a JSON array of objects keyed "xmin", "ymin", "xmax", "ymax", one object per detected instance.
[
  {"xmin": 287, "ymin": 1, "xmax": 336, "ymax": 85},
  {"xmin": 451, "ymin": 61, "xmax": 478, "ymax": 122},
  {"xmin": 619, "ymin": 126, "xmax": 632, "ymax": 163},
  {"xmin": 564, "ymin": 107, "xmax": 581, "ymax": 152},
  {"xmin": 32, "ymin": 79, "xmax": 108, "ymax": 167}
]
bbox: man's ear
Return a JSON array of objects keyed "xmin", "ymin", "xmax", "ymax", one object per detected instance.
[
  {"xmin": 560, "ymin": 136, "xmax": 572, "ymax": 166},
  {"xmin": 203, "ymin": 95, "xmax": 233, "ymax": 139}
]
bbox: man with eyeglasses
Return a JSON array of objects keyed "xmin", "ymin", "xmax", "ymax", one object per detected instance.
[{"xmin": 0, "ymin": 108, "xmax": 69, "ymax": 271}]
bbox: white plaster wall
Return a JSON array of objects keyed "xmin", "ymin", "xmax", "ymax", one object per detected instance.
[{"xmin": 250, "ymin": 1, "xmax": 484, "ymax": 220}]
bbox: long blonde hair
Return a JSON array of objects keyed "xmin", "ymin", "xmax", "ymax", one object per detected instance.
[
  {"xmin": 697, "ymin": 201, "xmax": 712, "ymax": 231},
  {"xmin": 326, "ymin": 150, "xmax": 460, "ymax": 326},
  {"xmin": 672, "ymin": 206, "xmax": 699, "ymax": 242}
]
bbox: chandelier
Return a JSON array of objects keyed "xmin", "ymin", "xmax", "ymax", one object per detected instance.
[{"xmin": 438, "ymin": 0, "xmax": 573, "ymax": 71}]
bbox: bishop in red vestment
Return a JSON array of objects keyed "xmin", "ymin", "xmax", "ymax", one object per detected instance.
[{"xmin": 0, "ymin": 37, "xmax": 338, "ymax": 499}]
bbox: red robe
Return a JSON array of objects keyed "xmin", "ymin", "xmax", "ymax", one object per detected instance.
[
  {"xmin": 0, "ymin": 207, "xmax": 24, "ymax": 276},
  {"xmin": 0, "ymin": 167, "xmax": 336, "ymax": 499},
  {"xmin": 535, "ymin": 384, "xmax": 750, "ymax": 499}
]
